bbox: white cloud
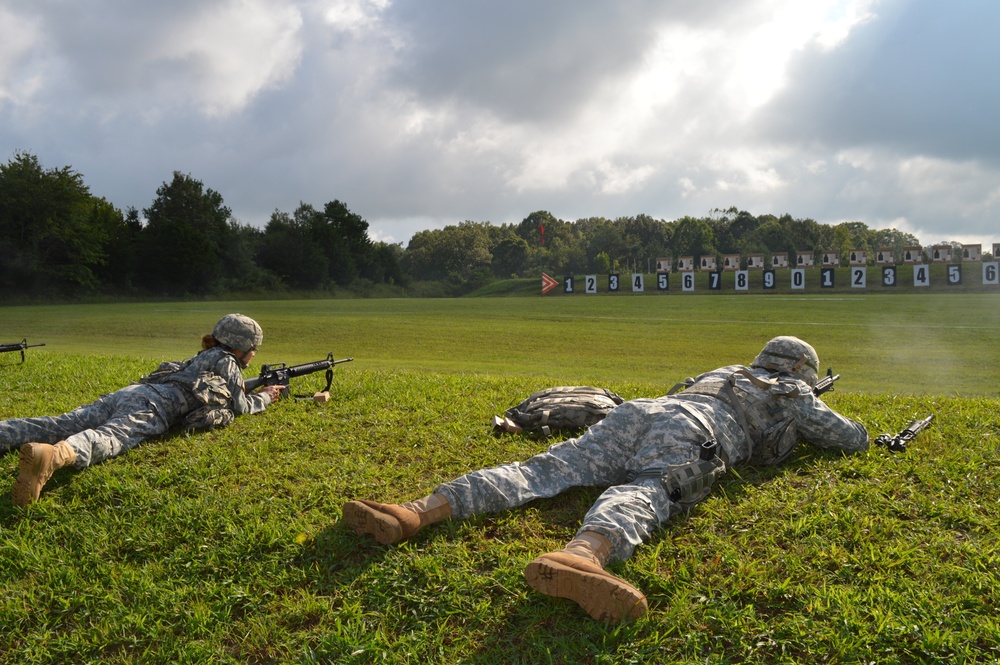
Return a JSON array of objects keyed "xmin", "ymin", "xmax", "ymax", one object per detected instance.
[
  {"xmin": 319, "ymin": 0, "xmax": 390, "ymax": 34},
  {"xmin": 814, "ymin": 0, "xmax": 879, "ymax": 49},
  {"xmin": 142, "ymin": 0, "xmax": 305, "ymax": 116},
  {"xmin": 1, "ymin": 0, "xmax": 998, "ymax": 250},
  {"xmin": 0, "ymin": 7, "xmax": 44, "ymax": 105},
  {"xmin": 896, "ymin": 156, "xmax": 1000, "ymax": 226}
]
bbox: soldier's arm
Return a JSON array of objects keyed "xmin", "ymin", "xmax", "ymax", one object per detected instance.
[
  {"xmin": 787, "ymin": 390, "xmax": 869, "ymax": 452},
  {"xmin": 216, "ymin": 356, "xmax": 272, "ymax": 415}
]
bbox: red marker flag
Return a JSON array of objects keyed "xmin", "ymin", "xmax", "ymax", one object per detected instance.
[
  {"xmin": 541, "ymin": 272, "xmax": 559, "ymax": 295},
  {"xmin": 539, "ymin": 223, "xmax": 545, "ymax": 245}
]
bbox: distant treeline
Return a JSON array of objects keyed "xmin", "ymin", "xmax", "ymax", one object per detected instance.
[{"xmin": 0, "ymin": 151, "xmax": 967, "ymax": 299}]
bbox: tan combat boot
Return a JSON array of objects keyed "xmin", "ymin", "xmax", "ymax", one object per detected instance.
[
  {"xmin": 524, "ymin": 531, "xmax": 648, "ymax": 623},
  {"xmin": 342, "ymin": 494, "xmax": 452, "ymax": 545},
  {"xmin": 12, "ymin": 441, "xmax": 77, "ymax": 507}
]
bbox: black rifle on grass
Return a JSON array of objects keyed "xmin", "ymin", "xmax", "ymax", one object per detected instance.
[
  {"xmin": 875, "ymin": 414, "xmax": 934, "ymax": 453},
  {"xmin": 813, "ymin": 368, "xmax": 840, "ymax": 396},
  {"xmin": 0, "ymin": 338, "xmax": 45, "ymax": 363},
  {"xmin": 244, "ymin": 352, "xmax": 353, "ymax": 399}
]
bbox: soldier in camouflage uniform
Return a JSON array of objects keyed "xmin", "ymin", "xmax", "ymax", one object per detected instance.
[
  {"xmin": 342, "ymin": 336, "xmax": 868, "ymax": 623},
  {"xmin": 1, "ymin": 314, "xmax": 283, "ymax": 507}
]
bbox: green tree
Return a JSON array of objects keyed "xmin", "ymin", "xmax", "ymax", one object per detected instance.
[
  {"xmin": 547, "ymin": 234, "xmax": 588, "ymax": 275},
  {"xmin": 403, "ymin": 222, "xmax": 493, "ymax": 284},
  {"xmin": 137, "ymin": 171, "xmax": 232, "ymax": 295},
  {"xmin": 751, "ymin": 219, "xmax": 792, "ymax": 253},
  {"xmin": 516, "ymin": 210, "xmax": 561, "ymax": 247},
  {"xmin": 619, "ymin": 214, "xmax": 672, "ymax": 269},
  {"xmin": 258, "ymin": 200, "xmax": 397, "ymax": 290},
  {"xmin": 727, "ymin": 210, "xmax": 761, "ymax": 251},
  {"xmin": 258, "ymin": 205, "xmax": 330, "ymax": 290},
  {"xmin": 867, "ymin": 227, "xmax": 920, "ymax": 263},
  {"xmin": 219, "ymin": 220, "xmax": 282, "ymax": 292},
  {"xmin": 578, "ymin": 217, "xmax": 626, "ymax": 272},
  {"xmin": 90, "ymin": 200, "xmax": 138, "ymax": 292},
  {"xmin": 830, "ymin": 221, "xmax": 871, "ymax": 263},
  {"xmin": 365, "ymin": 241, "xmax": 406, "ymax": 285},
  {"xmin": 490, "ymin": 230, "xmax": 530, "ymax": 278},
  {"xmin": 0, "ymin": 152, "xmax": 109, "ymax": 294},
  {"xmin": 784, "ymin": 216, "xmax": 824, "ymax": 252},
  {"xmin": 669, "ymin": 216, "xmax": 716, "ymax": 261},
  {"xmin": 594, "ymin": 251, "xmax": 612, "ymax": 273},
  {"xmin": 514, "ymin": 211, "xmax": 587, "ymax": 275},
  {"xmin": 318, "ymin": 200, "xmax": 374, "ymax": 286}
]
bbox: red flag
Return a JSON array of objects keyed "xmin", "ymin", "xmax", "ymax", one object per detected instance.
[{"xmin": 539, "ymin": 223, "xmax": 545, "ymax": 246}]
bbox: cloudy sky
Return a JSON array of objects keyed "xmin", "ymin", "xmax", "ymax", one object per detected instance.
[{"xmin": 1, "ymin": 0, "xmax": 997, "ymax": 247}]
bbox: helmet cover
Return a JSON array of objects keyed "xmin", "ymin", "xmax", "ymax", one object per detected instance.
[
  {"xmin": 751, "ymin": 336, "xmax": 820, "ymax": 386},
  {"xmin": 212, "ymin": 314, "xmax": 263, "ymax": 353}
]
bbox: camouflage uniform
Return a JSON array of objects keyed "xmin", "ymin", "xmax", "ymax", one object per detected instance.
[
  {"xmin": 0, "ymin": 346, "xmax": 271, "ymax": 469},
  {"xmin": 435, "ymin": 364, "xmax": 868, "ymax": 563}
]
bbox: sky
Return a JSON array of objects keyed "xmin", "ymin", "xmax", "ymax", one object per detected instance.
[{"xmin": 1, "ymin": 0, "xmax": 998, "ymax": 249}]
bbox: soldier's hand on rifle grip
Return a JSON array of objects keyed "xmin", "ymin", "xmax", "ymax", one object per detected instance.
[{"xmin": 260, "ymin": 385, "xmax": 283, "ymax": 403}]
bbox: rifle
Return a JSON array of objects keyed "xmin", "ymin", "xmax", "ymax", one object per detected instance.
[
  {"xmin": 875, "ymin": 414, "xmax": 934, "ymax": 453},
  {"xmin": 0, "ymin": 338, "xmax": 45, "ymax": 363},
  {"xmin": 244, "ymin": 352, "xmax": 353, "ymax": 398},
  {"xmin": 813, "ymin": 368, "xmax": 840, "ymax": 396}
]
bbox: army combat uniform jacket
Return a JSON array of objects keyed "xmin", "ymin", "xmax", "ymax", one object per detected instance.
[
  {"xmin": 434, "ymin": 365, "xmax": 868, "ymax": 563},
  {"xmin": 0, "ymin": 347, "xmax": 272, "ymax": 469}
]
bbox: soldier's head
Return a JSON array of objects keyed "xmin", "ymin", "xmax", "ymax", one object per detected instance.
[
  {"xmin": 751, "ymin": 336, "xmax": 820, "ymax": 386},
  {"xmin": 212, "ymin": 314, "xmax": 263, "ymax": 353}
]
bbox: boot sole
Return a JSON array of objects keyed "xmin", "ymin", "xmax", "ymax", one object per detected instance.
[
  {"xmin": 525, "ymin": 557, "xmax": 647, "ymax": 622},
  {"xmin": 12, "ymin": 444, "xmax": 44, "ymax": 508},
  {"xmin": 342, "ymin": 501, "xmax": 404, "ymax": 545}
]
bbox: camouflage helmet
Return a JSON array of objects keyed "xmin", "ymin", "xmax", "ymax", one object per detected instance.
[
  {"xmin": 751, "ymin": 336, "xmax": 820, "ymax": 386},
  {"xmin": 212, "ymin": 314, "xmax": 263, "ymax": 352}
]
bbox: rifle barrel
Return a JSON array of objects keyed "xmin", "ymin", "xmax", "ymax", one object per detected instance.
[{"xmin": 288, "ymin": 356, "xmax": 352, "ymax": 376}]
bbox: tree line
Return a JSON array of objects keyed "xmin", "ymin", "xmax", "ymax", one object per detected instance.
[{"xmin": 0, "ymin": 151, "xmax": 959, "ymax": 299}]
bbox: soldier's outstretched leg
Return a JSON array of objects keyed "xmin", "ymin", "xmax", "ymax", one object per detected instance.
[
  {"xmin": 524, "ymin": 531, "xmax": 647, "ymax": 623},
  {"xmin": 342, "ymin": 494, "xmax": 452, "ymax": 545},
  {"xmin": 12, "ymin": 441, "xmax": 77, "ymax": 507}
]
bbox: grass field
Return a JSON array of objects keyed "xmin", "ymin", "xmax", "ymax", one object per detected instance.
[{"xmin": 1, "ymin": 295, "xmax": 999, "ymax": 664}]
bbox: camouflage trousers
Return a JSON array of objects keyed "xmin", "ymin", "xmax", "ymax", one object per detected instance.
[
  {"xmin": 435, "ymin": 398, "xmax": 720, "ymax": 562},
  {"xmin": 0, "ymin": 383, "xmax": 190, "ymax": 468}
]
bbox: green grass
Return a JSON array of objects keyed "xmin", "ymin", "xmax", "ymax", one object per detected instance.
[
  {"xmin": 1, "ymin": 295, "xmax": 999, "ymax": 663},
  {"xmin": 2, "ymin": 292, "xmax": 998, "ymax": 394}
]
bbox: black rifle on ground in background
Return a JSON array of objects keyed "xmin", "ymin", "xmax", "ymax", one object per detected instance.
[
  {"xmin": 813, "ymin": 368, "xmax": 840, "ymax": 396},
  {"xmin": 0, "ymin": 339, "xmax": 45, "ymax": 363},
  {"xmin": 244, "ymin": 352, "xmax": 353, "ymax": 401},
  {"xmin": 875, "ymin": 414, "xmax": 934, "ymax": 453}
]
